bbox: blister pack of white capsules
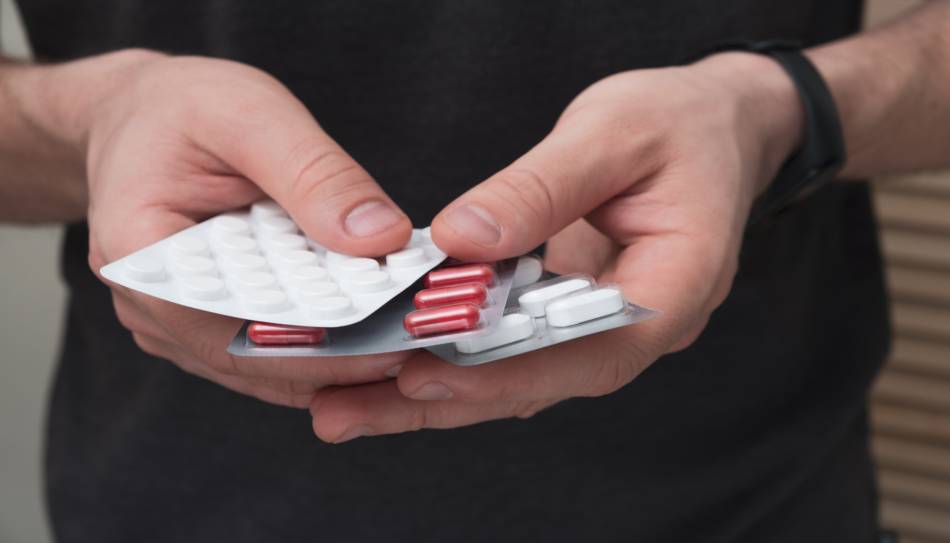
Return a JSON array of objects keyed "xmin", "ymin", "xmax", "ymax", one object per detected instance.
[
  {"xmin": 226, "ymin": 255, "xmax": 546, "ymax": 357},
  {"xmin": 425, "ymin": 274, "xmax": 660, "ymax": 366},
  {"xmin": 99, "ymin": 200, "xmax": 447, "ymax": 327}
]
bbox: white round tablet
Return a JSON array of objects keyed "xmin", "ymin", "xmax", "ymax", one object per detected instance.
[
  {"xmin": 212, "ymin": 215, "xmax": 250, "ymax": 235},
  {"xmin": 215, "ymin": 234, "xmax": 258, "ymax": 254},
  {"xmin": 181, "ymin": 276, "xmax": 227, "ymax": 301},
  {"xmin": 250, "ymin": 200, "xmax": 287, "ymax": 220},
  {"xmin": 385, "ymin": 247, "xmax": 427, "ymax": 268},
  {"xmin": 273, "ymin": 249, "xmax": 318, "ymax": 267},
  {"xmin": 242, "ymin": 289, "xmax": 290, "ymax": 313},
  {"xmin": 347, "ymin": 270, "xmax": 392, "ymax": 293},
  {"xmin": 296, "ymin": 281, "xmax": 340, "ymax": 304},
  {"xmin": 287, "ymin": 265, "xmax": 328, "ymax": 284},
  {"xmin": 266, "ymin": 233, "xmax": 307, "ymax": 251},
  {"xmin": 235, "ymin": 271, "xmax": 278, "ymax": 291},
  {"xmin": 307, "ymin": 296, "xmax": 353, "ymax": 319},
  {"xmin": 174, "ymin": 255, "xmax": 217, "ymax": 277},
  {"xmin": 336, "ymin": 257, "xmax": 379, "ymax": 274},
  {"xmin": 224, "ymin": 253, "xmax": 269, "ymax": 272},
  {"xmin": 170, "ymin": 236, "xmax": 209, "ymax": 257},
  {"xmin": 124, "ymin": 255, "xmax": 165, "ymax": 282},
  {"xmin": 258, "ymin": 216, "xmax": 297, "ymax": 235}
]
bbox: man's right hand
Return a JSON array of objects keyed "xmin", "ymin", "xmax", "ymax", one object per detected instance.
[{"xmin": 68, "ymin": 49, "xmax": 413, "ymax": 407}]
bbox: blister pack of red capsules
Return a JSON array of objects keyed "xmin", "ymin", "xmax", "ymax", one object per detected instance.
[
  {"xmin": 425, "ymin": 274, "xmax": 659, "ymax": 366},
  {"xmin": 227, "ymin": 256, "xmax": 545, "ymax": 357}
]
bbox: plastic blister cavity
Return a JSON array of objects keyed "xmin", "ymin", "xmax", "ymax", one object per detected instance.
[
  {"xmin": 426, "ymin": 275, "xmax": 659, "ymax": 366},
  {"xmin": 99, "ymin": 200, "xmax": 447, "ymax": 327},
  {"xmin": 227, "ymin": 256, "xmax": 542, "ymax": 357}
]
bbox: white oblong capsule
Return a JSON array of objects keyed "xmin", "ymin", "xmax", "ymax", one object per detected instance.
[
  {"xmin": 517, "ymin": 278, "xmax": 591, "ymax": 317},
  {"xmin": 347, "ymin": 270, "xmax": 392, "ymax": 293},
  {"xmin": 545, "ymin": 287, "xmax": 625, "ymax": 327},
  {"xmin": 308, "ymin": 296, "xmax": 353, "ymax": 319},
  {"xmin": 124, "ymin": 255, "xmax": 165, "ymax": 282},
  {"xmin": 455, "ymin": 313, "xmax": 534, "ymax": 354},
  {"xmin": 170, "ymin": 236, "xmax": 209, "ymax": 257},
  {"xmin": 181, "ymin": 276, "xmax": 227, "ymax": 301},
  {"xmin": 385, "ymin": 247, "xmax": 427, "ymax": 268},
  {"xmin": 174, "ymin": 255, "xmax": 218, "ymax": 277},
  {"xmin": 243, "ymin": 289, "xmax": 290, "ymax": 313},
  {"xmin": 212, "ymin": 215, "xmax": 251, "ymax": 236},
  {"xmin": 512, "ymin": 255, "xmax": 544, "ymax": 288}
]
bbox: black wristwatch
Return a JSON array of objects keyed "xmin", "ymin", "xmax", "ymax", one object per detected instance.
[{"xmin": 705, "ymin": 40, "xmax": 846, "ymax": 225}]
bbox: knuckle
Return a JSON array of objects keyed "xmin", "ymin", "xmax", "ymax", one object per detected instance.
[
  {"xmin": 490, "ymin": 168, "xmax": 556, "ymax": 231},
  {"xmin": 286, "ymin": 143, "xmax": 364, "ymax": 203},
  {"xmin": 583, "ymin": 350, "xmax": 641, "ymax": 397},
  {"xmin": 513, "ymin": 400, "xmax": 550, "ymax": 420},
  {"xmin": 131, "ymin": 332, "xmax": 163, "ymax": 358}
]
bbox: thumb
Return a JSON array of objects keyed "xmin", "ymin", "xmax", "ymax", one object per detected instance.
[
  {"xmin": 192, "ymin": 84, "xmax": 412, "ymax": 257},
  {"xmin": 431, "ymin": 126, "xmax": 652, "ymax": 260}
]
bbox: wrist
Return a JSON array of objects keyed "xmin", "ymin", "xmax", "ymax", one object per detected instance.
[{"xmin": 692, "ymin": 52, "xmax": 805, "ymax": 197}]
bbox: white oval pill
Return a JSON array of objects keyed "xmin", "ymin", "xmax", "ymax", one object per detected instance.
[
  {"xmin": 181, "ymin": 276, "xmax": 227, "ymax": 301},
  {"xmin": 296, "ymin": 281, "xmax": 340, "ymax": 304},
  {"xmin": 512, "ymin": 255, "xmax": 544, "ymax": 288},
  {"xmin": 517, "ymin": 278, "xmax": 591, "ymax": 317},
  {"xmin": 258, "ymin": 216, "xmax": 297, "ymax": 235},
  {"xmin": 455, "ymin": 313, "xmax": 534, "ymax": 354},
  {"xmin": 170, "ymin": 236, "xmax": 209, "ymax": 257},
  {"xmin": 266, "ymin": 233, "xmax": 307, "ymax": 251},
  {"xmin": 545, "ymin": 287, "xmax": 625, "ymax": 327},
  {"xmin": 124, "ymin": 255, "xmax": 165, "ymax": 282},
  {"xmin": 287, "ymin": 265, "xmax": 328, "ymax": 284},
  {"xmin": 308, "ymin": 296, "xmax": 353, "ymax": 318},
  {"xmin": 216, "ymin": 234, "xmax": 258, "ymax": 254},
  {"xmin": 336, "ymin": 257, "xmax": 379, "ymax": 274},
  {"xmin": 213, "ymin": 215, "xmax": 250, "ymax": 235},
  {"xmin": 385, "ymin": 247, "xmax": 427, "ymax": 268},
  {"xmin": 243, "ymin": 289, "xmax": 290, "ymax": 313},
  {"xmin": 225, "ymin": 253, "xmax": 269, "ymax": 272},
  {"xmin": 273, "ymin": 249, "xmax": 318, "ymax": 267},
  {"xmin": 347, "ymin": 270, "xmax": 392, "ymax": 293},
  {"xmin": 235, "ymin": 271, "xmax": 278, "ymax": 290},
  {"xmin": 174, "ymin": 255, "xmax": 217, "ymax": 277},
  {"xmin": 251, "ymin": 200, "xmax": 287, "ymax": 220}
]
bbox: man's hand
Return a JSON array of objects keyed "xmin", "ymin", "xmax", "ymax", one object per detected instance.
[
  {"xmin": 74, "ymin": 50, "xmax": 414, "ymax": 407},
  {"xmin": 308, "ymin": 53, "xmax": 804, "ymax": 441}
]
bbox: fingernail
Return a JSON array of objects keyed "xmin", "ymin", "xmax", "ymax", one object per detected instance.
[
  {"xmin": 335, "ymin": 424, "xmax": 373, "ymax": 444},
  {"xmin": 384, "ymin": 364, "xmax": 403, "ymax": 378},
  {"xmin": 410, "ymin": 381, "xmax": 453, "ymax": 401},
  {"xmin": 344, "ymin": 201, "xmax": 403, "ymax": 238},
  {"xmin": 443, "ymin": 204, "xmax": 501, "ymax": 246}
]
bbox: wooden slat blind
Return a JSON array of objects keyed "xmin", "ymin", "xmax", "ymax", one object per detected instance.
[{"xmin": 872, "ymin": 173, "xmax": 950, "ymax": 541}]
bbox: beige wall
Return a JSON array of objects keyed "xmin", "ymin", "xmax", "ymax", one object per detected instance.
[{"xmin": 0, "ymin": 1, "xmax": 944, "ymax": 542}]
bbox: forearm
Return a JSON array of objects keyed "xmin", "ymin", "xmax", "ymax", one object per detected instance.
[
  {"xmin": 0, "ymin": 50, "xmax": 157, "ymax": 222},
  {"xmin": 808, "ymin": 1, "xmax": 950, "ymax": 179}
]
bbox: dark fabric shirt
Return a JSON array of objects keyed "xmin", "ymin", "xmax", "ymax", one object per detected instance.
[{"xmin": 16, "ymin": 1, "xmax": 888, "ymax": 541}]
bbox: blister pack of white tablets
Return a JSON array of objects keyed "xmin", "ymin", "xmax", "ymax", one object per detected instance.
[
  {"xmin": 426, "ymin": 274, "xmax": 659, "ymax": 366},
  {"xmin": 99, "ymin": 200, "xmax": 447, "ymax": 327},
  {"xmin": 227, "ymin": 256, "xmax": 545, "ymax": 357}
]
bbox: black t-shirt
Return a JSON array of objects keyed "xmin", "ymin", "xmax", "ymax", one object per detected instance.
[{"xmin": 16, "ymin": 1, "xmax": 889, "ymax": 541}]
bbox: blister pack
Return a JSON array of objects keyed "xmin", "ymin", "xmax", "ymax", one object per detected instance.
[
  {"xmin": 425, "ymin": 274, "xmax": 659, "ymax": 366},
  {"xmin": 226, "ymin": 255, "xmax": 545, "ymax": 357},
  {"xmin": 99, "ymin": 201, "xmax": 446, "ymax": 327}
]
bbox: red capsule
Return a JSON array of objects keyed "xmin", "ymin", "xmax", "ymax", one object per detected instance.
[
  {"xmin": 413, "ymin": 283, "xmax": 488, "ymax": 309},
  {"xmin": 248, "ymin": 322, "xmax": 326, "ymax": 346},
  {"xmin": 403, "ymin": 303, "xmax": 481, "ymax": 337},
  {"xmin": 424, "ymin": 263, "xmax": 495, "ymax": 289}
]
